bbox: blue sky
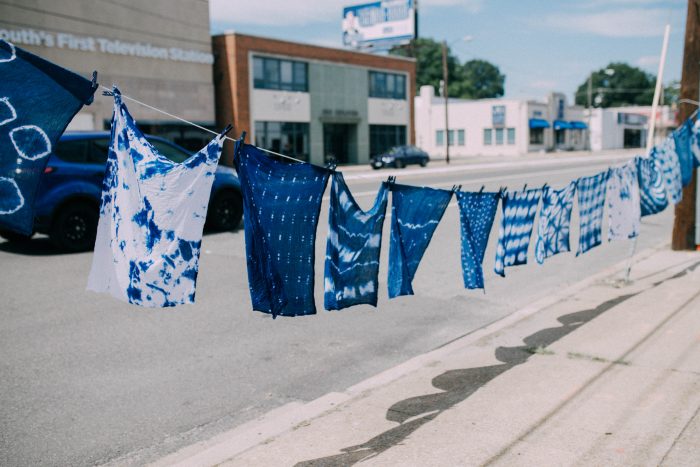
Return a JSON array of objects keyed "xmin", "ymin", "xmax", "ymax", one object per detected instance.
[{"xmin": 209, "ymin": 0, "xmax": 686, "ymax": 102}]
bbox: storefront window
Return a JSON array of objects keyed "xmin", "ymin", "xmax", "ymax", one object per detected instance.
[
  {"xmin": 370, "ymin": 125, "xmax": 406, "ymax": 155},
  {"xmin": 436, "ymin": 130, "xmax": 444, "ymax": 146},
  {"xmin": 447, "ymin": 130, "xmax": 454, "ymax": 146},
  {"xmin": 530, "ymin": 128, "xmax": 544, "ymax": 145},
  {"xmin": 457, "ymin": 129, "xmax": 465, "ymax": 146},
  {"xmin": 555, "ymin": 129, "xmax": 566, "ymax": 145},
  {"xmin": 369, "ymin": 71, "xmax": 406, "ymax": 99},
  {"xmin": 484, "ymin": 128, "xmax": 492, "ymax": 145},
  {"xmin": 254, "ymin": 121, "xmax": 310, "ymax": 160},
  {"xmin": 495, "ymin": 128, "xmax": 504, "ymax": 145},
  {"xmin": 507, "ymin": 128, "xmax": 515, "ymax": 145},
  {"xmin": 253, "ymin": 56, "xmax": 308, "ymax": 92}
]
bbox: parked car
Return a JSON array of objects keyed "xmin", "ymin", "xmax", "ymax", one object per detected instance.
[
  {"xmin": 0, "ymin": 132, "xmax": 243, "ymax": 252},
  {"xmin": 370, "ymin": 145, "xmax": 429, "ymax": 169}
]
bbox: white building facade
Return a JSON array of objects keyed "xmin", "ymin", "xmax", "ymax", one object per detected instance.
[{"xmin": 589, "ymin": 105, "xmax": 675, "ymax": 152}]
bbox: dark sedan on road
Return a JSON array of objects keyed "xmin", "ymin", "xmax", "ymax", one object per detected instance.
[
  {"xmin": 0, "ymin": 132, "xmax": 243, "ymax": 252},
  {"xmin": 370, "ymin": 145, "xmax": 430, "ymax": 169}
]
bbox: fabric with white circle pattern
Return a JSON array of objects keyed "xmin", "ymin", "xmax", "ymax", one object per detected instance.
[
  {"xmin": 535, "ymin": 181, "xmax": 577, "ymax": 265},
  {"xmin": 456, "ymin": 190, "xmax": 499, "ymax": 289}
]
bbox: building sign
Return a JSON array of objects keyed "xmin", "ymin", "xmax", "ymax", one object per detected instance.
[
  {"xmin": 342, "ymin": 0, "xmax": 415, "ymax": 49},
  {"xmin": 617, "ymin": 112, "xmax": 647, "ymax": 126},
  {"xmin": 492, "ymin": 105, "xmax": 506, "ymax": 127},
  {"xmin": 0, "ymin": 28, "xmax": 214, "ymax": 64},
  {"xmin": 557, "ymin": 98, "xmax": 565, "ymax": 119}
]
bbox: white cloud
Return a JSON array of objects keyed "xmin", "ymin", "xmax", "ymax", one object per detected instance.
[
  {"xmin": 543, "ymin": 8, "xmax": 673, "ymax": 37},
  {"xmin": 210, "ymin": 0, "xmax": 343, "ymax": 27},
  {"xmin": 636, "ymin": 54, "xmax": 660, "ymax": 67}
]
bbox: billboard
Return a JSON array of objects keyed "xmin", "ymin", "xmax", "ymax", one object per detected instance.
[{"xmin": 342, "ymin": 0, "xmax": 415, "ymax": 49}]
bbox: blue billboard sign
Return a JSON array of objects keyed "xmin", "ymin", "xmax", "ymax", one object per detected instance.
[{"xmin": 342, "ymin": 0, "xmax": 416, "ymax": 49}]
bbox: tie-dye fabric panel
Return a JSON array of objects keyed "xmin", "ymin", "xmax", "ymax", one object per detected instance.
[
  {"xmin": 651, "ymin": 136, "xmax": 682, "ymax": 205},
  {"xmin": 494, "ymin": 188, "xmax": 542, "ymax": 276},
  {"xmin": 87, "ymin": 89, "xmax": 223, "ymax": 307},
  {"xmin": 691, "ymin": 119, "xmax": 700, "ymax": 164},
  {"xmin": 235, "ymin": 143, "xmax": 330, "ymax": 317},
  {"xmin": 607, "ymin": 161, "xmax": 641, "ymax": 241},
  {"xmin": 535, "ymin": 182, "xmax": 577, "ymax": 265},
  {"xmin": 455, "ymin": 190, "xmax": 499, "ymax": 289},
  {"xmin": 672, "ymin": 119, "xmax": 698, "ymax": 187},
  {"xmin": 0, "ymin": 40, "xmax": 95, "ymax": 235},
  {"xmin": 576, "ymin": 170, "xmax": 609, "ymax": 256},
  {"xmin": 635, "ymin": 156, "xmax": 667, "ymax": 217},
  {"xmin": 324, "ymin": 173, "xmax": 388, "ymax": 310},
  {"xmin": 388, "ymin": 183, "xmax": 453, "ymax": 298}
]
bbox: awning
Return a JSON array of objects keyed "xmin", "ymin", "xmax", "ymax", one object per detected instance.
[
  {"xmin": 569, "ymin": 121, "xmax": 588, "ymax": 129},
  {"xmin": 553, "ymin": 120, "xmax": 572, "ymax": 130},
  {"xmin": 529, "ymin": 118, "xmax": 550, "ymax": 129}
]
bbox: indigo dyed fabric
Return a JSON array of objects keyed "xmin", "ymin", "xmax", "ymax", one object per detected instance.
[
  {"xmin": 576, "ymin": 170, "xmax": 609, "ymax": 256},
  {"xmin": 535, "ymin": 182, "xmax": 577, "ymax": 265},
  {"xmin": 87, "ymin": 89, "xmax": 223, "ymax": 307},
  {"xmin": 456, "ymin": 190, "xmax": 499, "ymax": 289},
  {"xmin": 651, "ymin": 136, "xmax": 682, "ymax": 205},
  {"xmin": 672, "ymin": 119, "xmax": 698, "ymax": 187},
  {"xmin": 324, "ymin": 173, "xmax": 388, "ymax": 310},
  {"xmin": 388, "ymin": 183, "xmax": 453, "ymax": 298},
  {"xmin": 235, "ymin": 142, "xmax": 330, "ymax": 317},
  {"xmin": 494, "ymin": 187, "xmax": 542, "ymax": 276},
  {"xmin": 0, "ymin": 40, "xmax": 95, "ymax": 235},
  {"xmin": 635, "ymin": 156, "xmax": 667, "ymax": 217},
  {"xmin": 691, "ymin": 119, "xmax": 700, "ymax": 165},
  {"xmin": 607, "ymin": 161, "xmax": 641, "ymax": 241}
]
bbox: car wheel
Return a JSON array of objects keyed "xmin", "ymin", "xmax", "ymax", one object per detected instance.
[
  {"xmin": 420, "ymin": 159, "xmax": 428, "ymax": 167},
  {"xmin": 0, "ymin": 229, "xmax": 34, "ymax": 244},
  {"xmin": 207, "ymin": 189, "xmax": 243, "ymax": 231},
  {"xmin": 395, "ymin": 159, "xmax": 405, "ymax": 169},
  {"xmin": 50, "ymin": 201, "xmax": 98, "ymax": 252}
]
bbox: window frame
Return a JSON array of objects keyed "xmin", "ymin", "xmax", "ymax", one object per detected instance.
[
  {"xmin": 253, "ymin": 55, "xmax": 308, "ymax": 92},
  {"xmin": 483, "ymin": 128, "xmax": 493, "ymax": 146},
  {"xmin": 369, "ymin": 71, "xmax": 407, "ymax": 100}
]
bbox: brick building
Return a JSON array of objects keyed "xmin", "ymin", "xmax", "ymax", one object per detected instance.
[{"xmin": 212, "ymin": 32, "xmax": 416, "ymax": 165}]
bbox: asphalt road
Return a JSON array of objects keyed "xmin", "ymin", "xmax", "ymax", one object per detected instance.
[{"xmin": 0, "ymin": 151, "xmax": 677, "ymax": 466}]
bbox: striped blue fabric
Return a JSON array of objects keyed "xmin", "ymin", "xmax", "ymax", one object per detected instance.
[
  {"xmin": 535, "ymin": 181, "xmax": 577, "ymax": 265},
  {"xmin": 651, "ymin": 136, "xmax": 682, "ymax": 205},
  {"xmin": 672, "ymin": 119, "xmax": 697, "ymax": 187},
  {"xmin": 635, "ymin": 156, "xmax": 667, "ymax": 217},
  {"xmin": 388, "ymin": 183, "xmax": 453, "ymax": 298},
  {"xmin": 494, "ymin": 187, "xmax": 542, "ymax": 276},
  {"xmin": 324, "ymin": 173, "xmax": 389, "ymax": 310},
  {"xmin": 576, "ymin": 170, "xmax": 609, "ymax": 256},
  {"xmin": 456, "ymin": 190, "xmax": 499, "ymax": 289}
]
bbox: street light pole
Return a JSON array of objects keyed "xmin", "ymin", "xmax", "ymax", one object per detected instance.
[{"xmin": 442, "ymin": 39, "xmax": 450, "ymax": 164}]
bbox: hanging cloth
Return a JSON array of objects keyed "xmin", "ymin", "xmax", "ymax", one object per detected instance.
[
  {"xmin": 455, "ymin": 190, "xmax": 499, "ymax": 289},
  {"xmin": 576, "ymin": 170, "xmax": 610, "ymax": 256},
  {"xmin": 388, "ymin": 183, "xmax": 453, "ymax": 298},
  {"xmin": 691, "ymin": 118, "xmax": 700, "ymax": 165},
  {"xmin": 0, "ymin": 40, "xmax": 96, "ymax": 235},
  {"xmin": 672, "ymin": 118, "xmax": 698, "ymax": 187},
  {"xmin": 87, "ymin": 88, "xmax": 223, "ymax": 307},
  {"xmin": 494, "ymin": 187, "xmax": 542, "ymax": 276},
  {"xmin": 535, "ymin": 181, "xmax": 577, "ymax": 265},
  {"xmin": 324, "ymin": 172, "xmax": 389, "ymax": 310},
  {"xmin": 651, "ymin": 135, "xmax": 682, "ymax": 205},
  {"xmin": 635, "ymin": 156, "xmax": 668, "ymax": 217},
  {"xmin": 607, "ymin": 161, "xmax": 641, "ymax": 241},
  {"xmin": 234, "ymin": 142, "xmax": 330, "ymax": 317}
]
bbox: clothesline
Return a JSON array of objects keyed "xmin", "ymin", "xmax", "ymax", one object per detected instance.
[{"xmin": 98, "ymin": 85, "xmax": 309, "ymax": 165}]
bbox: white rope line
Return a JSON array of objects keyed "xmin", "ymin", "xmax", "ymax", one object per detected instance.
[{"xmin": 99, "ymin": 85, "xmax": 307, "ymax": 164}]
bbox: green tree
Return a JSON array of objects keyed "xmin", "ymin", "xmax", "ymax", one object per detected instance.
[
  {"xmin": 575, "ymin": 63, "xmax": 656, "ymax": 108},
  {"xmin": 663, "ymin": 80, "xmax": 680, "ymax": 105},
  {"xmin": 389, "ymin": 38, "xmax": 504, "ymax": 99}
]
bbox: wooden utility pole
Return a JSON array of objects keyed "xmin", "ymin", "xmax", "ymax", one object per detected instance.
[{"xmin": 672, "ymin": 0, "xmax": 700, "ymax": 250}]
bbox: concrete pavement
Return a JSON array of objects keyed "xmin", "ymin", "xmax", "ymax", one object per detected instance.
[{"xmin": 157, "ymin": 246, "xmax": 700, "ymax": 466}]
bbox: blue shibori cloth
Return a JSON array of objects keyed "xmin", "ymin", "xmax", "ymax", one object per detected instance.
[
  {"xmin": 388, "ymin": 183, "xmax": 453, "ymax": 298},
  {"xmin": 0, "ymin": 40, "xmax": 95, "ymax": 235},
  {"xmin": 691, "ymin": 119, "xmax": 700, "ymax": 165},
  {"xmin": 607, "ymin": 161, "xmax": 641, "ymax": 241},
  {"xmin": 576, "ymin": 170, "xmax": 609, "ymax": 256},
  {"xmin": 87, "ymin": 88, "xmax": 223, "ymax": 307},
  {"xmin": 455, "ymin": 190, "xmax": 499, "ymax": 289},
  {"xmin": 535, "ymin": 181, "xmax": 577, "ymax": 265},
  {"xmin": 494, "ymin": 187, "xmax": 542, "ymax": 276},
  {"xmin": 635, "ymin": 156, "xmax": 667, "ymax": 217},
  {"xmin": 651, "ymin": 135, "xmax": 682, "ymax": 205},
  {"xmin": 324, "ymin": 172, "xmax": 388, "ymax": 310},
  {"xmin": 235, "ymin": 142, "xmax": 330, "ymax": 317},
  {"xmin": 672, "ymin": 119, "xmax": 698, "ymax": 187}
]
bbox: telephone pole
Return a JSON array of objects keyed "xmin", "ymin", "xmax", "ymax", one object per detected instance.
[{"xmin": 672, "ymin": 0, "xmax": 700, "ymax": 250}]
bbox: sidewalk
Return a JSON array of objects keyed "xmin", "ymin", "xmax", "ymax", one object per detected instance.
[{"xmin": 153, "ymin": 247, "xmax": 700, "ymax": 467}]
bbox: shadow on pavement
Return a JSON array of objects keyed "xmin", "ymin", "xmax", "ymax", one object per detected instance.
[{"xmin": 295, "ymin": 262, "xmax": 700, "ymax": 467}]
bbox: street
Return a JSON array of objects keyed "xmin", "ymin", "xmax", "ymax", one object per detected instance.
[{"xmin": 0, "ymin": 151, "xmax": 677, "ymax": 466}]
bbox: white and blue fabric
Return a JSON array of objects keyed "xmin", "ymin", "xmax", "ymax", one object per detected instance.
[
  {"xmin": 494, "ymin": 187, "xmax": 542, "ymax": 276},
  {"xmin": 607, "ymin": 161, "xmax": 641, "ymax": 242},
  {"xmin": 672, "ymin": 118, "xmax": 698, "ymax": 187},
  {"xmin": 635, "ymin": 156, "xmax": 667, "ymax": 217},
  {"xmin": 456, "ymin": 190, "xmax": 499, "ymax": 289},
  {"xmin": 576, "ymin": 170, "xmax": 609, "ymax": 256},
  {"xmin": 87, "ymin": 89, "xmax": 223, "ymax": 307},
  {"xmin": 535, "ymin": 182, "xmax": 577, "ymax": 265},
  {"xmin": 0, "ymin": 40, "xmax": 95, "ymax": 235},
  {"xmin": 651, "ymin": 136, "xmax": 682, "ymax": 205},
  {"xmin": 324, "ymin": 173, "xmax": 389, "ymax": 311},
  {"xmin": 388, "ymin": 183, "xmax": 453, "ymax": 298},
  {"xmin": 691, "ymin": 118, "xmax": 700, "ymax": 165}
]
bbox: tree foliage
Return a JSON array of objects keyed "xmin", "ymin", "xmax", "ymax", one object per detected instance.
[
  {"xmin": 574, "ymin": 62, "xmax": 658, "ymax": 108},
  {"xmin": 389, "ymin": 38, "xmax": 505, "ymax": 99}
]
